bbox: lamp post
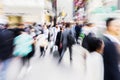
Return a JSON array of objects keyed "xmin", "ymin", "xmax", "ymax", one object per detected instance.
[{"xmin": 52, "ymin": 0, "xmax": 57, "ymax": 26}]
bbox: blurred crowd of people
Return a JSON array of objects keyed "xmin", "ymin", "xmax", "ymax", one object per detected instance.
[{"xmin": 0, "ymin": 17, "xmax": 120, "ymax": 80}]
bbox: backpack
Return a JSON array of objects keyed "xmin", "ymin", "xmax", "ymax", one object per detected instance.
[
  {"xmin": 82, "ymin": 33, "xmax": 95, "ymax": 50},
  {"xmin": 67, "ymin": 31, "xmax": 75, "ymax": 46}
]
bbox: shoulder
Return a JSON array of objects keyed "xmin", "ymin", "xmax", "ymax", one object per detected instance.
[
  {"xmin": 91, "ymin": 52, "xmax": 102, "ymax": 59},
  {"xmin": 4, "ymin": 29, "xmax": 14, "ymax": 36},
  {"xmin": 88, "ymin": 53, "xmax": 103, "ymax": 66}
]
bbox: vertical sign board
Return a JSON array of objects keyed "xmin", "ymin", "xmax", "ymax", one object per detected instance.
[{"xmin": 73, "ymin": 0, "xmax": 86, "ymax": 21}]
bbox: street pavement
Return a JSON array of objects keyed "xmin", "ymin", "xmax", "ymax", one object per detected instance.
[{"xmin": 6, "ymin": 43, "xmax": 88, "ymax": 80}]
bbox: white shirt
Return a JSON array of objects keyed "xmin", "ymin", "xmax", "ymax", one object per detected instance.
[
  {"xmin": 50, "ymin": 27, "xmax": 60, "ymax": 43},
  {"xmin": 104, "ymin": 34, "xmax": 120, "ymax": 45},
  {"xmin": 86, "ymin": 52, "xmax": 104, "ymax": 80},
  {"xmin": 44, "ymin": 28, "xmax": 49, "ymax": 39}
]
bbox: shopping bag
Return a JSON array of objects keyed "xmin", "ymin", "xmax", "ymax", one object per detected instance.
[
  {"xmin": 53, "ymin": 46, "xmax": 60, "ymax": 58},
  {"xmin": 37, "ymin": 34, "xmax": 48, "ymax": 47}
]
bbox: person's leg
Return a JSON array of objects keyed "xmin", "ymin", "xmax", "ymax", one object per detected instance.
[
  {"xmin": 21, "ymin": 57, "xmax": 27, "ymax": 66},
  {"xmin": 75, "ymin": 34, "xmax": 77, "ymax": 43},
  {"xmin": 0, "ymin": 58, "xmax": 12, "ymax": 80},
  {"xmin": 68, "ymin": 46, "xmax": 73, "ymax": 61},
  {"xmin": 26, "ymin": 57, "xmax": 32, "ymax": 73},
  {"xmin": 25, "ymin": 55, "xmax": 31, "ymax": 68},
  {"xmin": 58, "ymin": 48, "xmax": 62, "ymax": 57},
  {"xmin": 40, "ymin": 47, "xmax": 44, "ymax": 57},
  {"xmin": 27, "ymin": 45, "xmax": 35, "ymax": 67},
  {"xmin": 31, "ymin": 44, "xmax": 35, "ymax": 57},
  {"xmin": 17, "ymin": 57, "xmax": 28, "ymax": 79},
  {"xmin": 58, "ymin": 45, "xmax": 67, "ymax": 63},
  {"xmin": 43, "ymin": 47, "xmax": 46, "ymax": 57},
  {"xmin": 50, "ymin": 41, "xmax": 54, "ymax": 54},
  {"xmin": 50, "ymin": 47, "xmax": 53, "ymax": 53},
  {"xmin": 76, "ymin": 34, "xmax": 79, "ymax": 44}
]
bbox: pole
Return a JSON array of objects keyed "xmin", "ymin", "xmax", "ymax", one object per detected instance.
[{"xmin": 52, "ymin": 0, "xmax": 57, "ymax": 26}]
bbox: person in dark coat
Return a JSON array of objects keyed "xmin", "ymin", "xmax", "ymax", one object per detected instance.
[
  {"xmin": 102, "ymin": 18, "xmax": 120, "ymax": 80},
  {"xmin": 0, "ymin": 25, "xmax": 14, "ymax": 61},
  {"xmin": 55, "ymin": 27, "xmax": 63, "ymax": 56},
  {"xmin": 58, "ymin": 23, "xmax": 74, "ymax": 63},
  {"xmin": 0, "ymin": 24, "xmax": 14, "ymax": 80},
  {"xmin": 9, "ymin": 24, "xmax": 35, "ymax": 68},
  {"xmin": 75, "ymin": 23, "xmax": 82, "ymax": 44}
]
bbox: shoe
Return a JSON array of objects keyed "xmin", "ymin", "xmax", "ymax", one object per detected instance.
[
  {"xmin": 70, "ymin": 58, "xmax": 72, "ymax": 61},
  {"xmin": 58, "ymin": 59, "xmax": 62, "ymax": 64}
]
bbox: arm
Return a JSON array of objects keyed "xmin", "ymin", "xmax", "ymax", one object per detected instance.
[{"xmin": 103, "ymin": 42, "xmax": 120, "ymax": 80}]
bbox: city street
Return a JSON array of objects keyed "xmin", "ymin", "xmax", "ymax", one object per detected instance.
[
  {"xmin": 7, "ymin": 44, "xmax": 88, "ymax": 80},
  {"xmin": 0, "ymin": 0, "xmax": 120, "ymax": 80}
]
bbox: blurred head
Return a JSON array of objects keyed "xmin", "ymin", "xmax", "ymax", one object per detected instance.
[
  {"xmin": 60, "ymin": 27, "xmax": 64, "ymax": 32},
  {"xmin": 33, "ymin": 22, "xmax": 37, "ymax": 26},
  {"xmin": 4, "ymin": 24, "xmax": 9, "ymax": 29},
  {"xmin": 0, "ymin": 24, "xmax": 5, "ymax": 29},
  {"xmin": 0, "ymin": 23, "xmax": 9, "ymax": 29},
  {"xmin": 56, "ymin": 24, "xmax": 59, "ymax": 28},
  {"xmin": 86, "ymin": 23, "xmax": 94, "ymax": 27},
  {"xmin": 84, "ymin": 37, "xmax": 104, "ymax": 54},
  {"xmin": 106, "ymin": 18, "xmax": 120, "ymax": 36},
  {"xmin": 76, "ymin": 22, "xmax": 79, "ymax": 26},
  {"xmin": 29, "ymin": 25, "xmax": 33, "ymax": 29},
  {"xmin": 65, "ymin": 23, "xmax": 71, "ymax": 28},
  {"xmin": 17, "ymin": 23, "xmax": 24, "ymax": 29},
  {"xmin": 15, "ymin": 28, "xmax": 25, "ymax": 35}
]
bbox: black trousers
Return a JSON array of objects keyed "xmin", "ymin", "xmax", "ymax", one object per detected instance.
[
  {"xmin": 40, "ymin": 46, "xmax": 45, "ymax": 57},
  {"xmin": 76, "ymin": 33, "xmax": 79, "ymax": 43},
  {"xmin": 58, "ymin": 47, "xmax": 62, "ymax": 56},
  {"xmin": 59, "ymin": 45, "xmax": 72, "ymax": 63},
  {"xmin": 22, "ymin": 44, "xmax": 35, "ymax": 66}
]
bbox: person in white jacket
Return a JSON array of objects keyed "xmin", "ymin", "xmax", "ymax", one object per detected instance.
[{"xmin": 83, "ymin": 36, "xmax": 104, "ymax": 80}]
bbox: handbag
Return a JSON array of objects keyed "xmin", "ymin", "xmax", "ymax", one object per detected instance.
[
  {"xmin": 67, "ymin": 31, "xmax": 75, "ymax": 46},
  {"xmin": 53, "ymin": 46, "xmax": 60, "ymax": 58}
]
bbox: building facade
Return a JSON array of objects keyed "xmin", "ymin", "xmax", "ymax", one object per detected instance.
[
  {"xmin": 57, "ymin": 0, "xmax": 73, "ymax": 22},
  {"xmin": 86, "ymin": 0, "xmax": 119, "ymax": 25},
  {"xmin": 0, "ymin": 0, "xmax": 53, "ymax": 25}
]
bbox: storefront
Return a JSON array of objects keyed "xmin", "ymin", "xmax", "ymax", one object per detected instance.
[{"xmin": 2, "ymin": 0, "xmax": 45, "ymax": 25}]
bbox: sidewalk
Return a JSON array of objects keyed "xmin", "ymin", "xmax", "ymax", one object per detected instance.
[{"xmin": 6, "ymin": 44, "xmax": 87, "ymax": 80}]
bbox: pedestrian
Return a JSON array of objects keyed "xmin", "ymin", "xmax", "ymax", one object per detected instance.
[
  {"xmin": 83, "ymin": 36, "xmax": 104, "ymax": 80},
  {"xmin": 75, "ymin": 23, "xmax": 82, "ymax": 44},
  {"xmin": 102, "ymin": 18, "xmax": 120, "ymax": 80},
  {"xmin": 0, "ymin": 23, "xmax": 14, "ymax": 80},
  {"xmin": 37, "ymin": 34, "xmax": 48, "ymax": 57},
  {"xmin": 55, "ymin": 27, "xmax": 63, "ymax": 56},
  {"xmin": 13, "ymin": 29, "xmax": 34, "ymax": 68},
  {"xmin": 49, "ymin": 24, "xmax": 60, "ymax": 53},
  {"xmin": 37, "ymin": 25, "xmax": 48, "ymax": 57},
  {"xmin": 58, "ymin": 23, "xmax": 75, "ymax": 63}
]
